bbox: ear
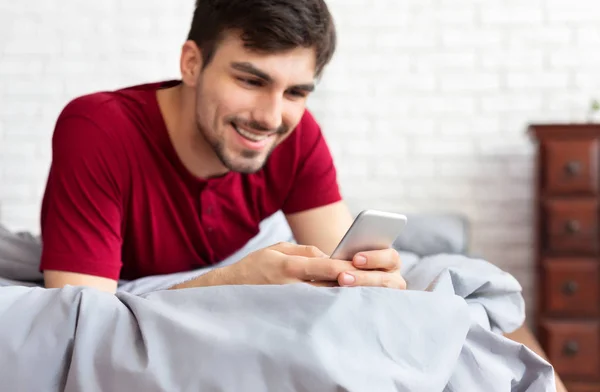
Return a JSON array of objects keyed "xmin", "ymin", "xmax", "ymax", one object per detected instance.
[{"xmin": 180, "ymin": 40, "xmax": 203, "ymax": 87}]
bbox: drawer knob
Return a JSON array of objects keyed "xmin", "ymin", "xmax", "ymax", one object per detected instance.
[
  {"xmin": 564, "ymin": 220, "xmax": 581, "ymax": 234},
  {"xmin": 564, "ymin": 161, "xmax": 582, "ymax": 177},
  {"xmin": 562, "ymin": 281, "xmax": 579, "ymax": 296},
  {"xmin": 562, "ymin": 340, "xmax": 579, "ymax": 357}
]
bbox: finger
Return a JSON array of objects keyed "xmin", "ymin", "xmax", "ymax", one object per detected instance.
[
  {"xmin": 338, "ymin": 270, "xmax": 406, "ymax": 290},
  {"xmin": 285, "ymin": 256, "xmax": 357, "ymax": 281},
  {"xmin": 271, "ymin": 242, "xmax": 328, "ymax": 258},
  {"xmin": 351, "ymin": 248, "xmax": 401, "ymax": 271}
]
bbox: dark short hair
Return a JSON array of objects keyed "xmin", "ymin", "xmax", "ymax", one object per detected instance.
[{"xmin": 187, "ymin": 0, "xmax": 337, "ymax": 79}]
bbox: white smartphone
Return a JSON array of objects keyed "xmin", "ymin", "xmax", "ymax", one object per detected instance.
[{"xmin": 330, "ymin": 209, "xmax": 408, "ymax": 261}]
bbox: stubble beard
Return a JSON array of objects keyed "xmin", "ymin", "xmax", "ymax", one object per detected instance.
[
  {"xmin": 195, "ymin": 112, "xmax": 282, "ymax": 174},
  {"xmin": 193, "ymin": 80, "xmax": 289, "ymax": 174}
]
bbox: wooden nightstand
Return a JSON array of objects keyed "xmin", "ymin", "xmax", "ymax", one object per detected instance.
[{"xmin": 529, "ymin": 124, "xmax": 600, "ymax": 391}]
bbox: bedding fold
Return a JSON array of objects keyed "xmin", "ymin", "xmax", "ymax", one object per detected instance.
[{"xmin": 0, "ymin": 215, "xmax": 556, "ymax": 391}]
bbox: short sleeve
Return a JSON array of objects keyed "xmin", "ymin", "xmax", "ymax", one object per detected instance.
[
  {"xmin": 39, "ymin": 114, "xmax": 127, "ymax": 280},
  {"xmin": 281, "ymin": 111, "xmax": 342, "ymax": 214}
]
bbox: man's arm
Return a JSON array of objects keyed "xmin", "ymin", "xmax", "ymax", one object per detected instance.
[
  {"xmin": 44, "ymin": 270, "xmax": 118, "ymax": 293},
  {"xmin": 40, "ymin": 105, "xmax": 127, "ymax": 290},
  {"xmin": 285, "ymin": 201, "xmax": 354, "ymax": 255}
]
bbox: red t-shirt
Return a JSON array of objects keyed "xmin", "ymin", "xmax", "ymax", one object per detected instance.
[{"xmin": 39, "ymin": 81, "xmax": 342, "ymax": 280}]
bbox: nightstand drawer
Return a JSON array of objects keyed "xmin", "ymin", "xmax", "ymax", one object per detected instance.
[
  {"xmin": 540, "ymin": 321, "xmax": 600, "ymax": 380},
  {"xmin": 544, "ymin": 139, "xmax": 599, "ymax": 195},
  {"xmin": 543, "ymin": 259, "xmax": 600, "ymax": 317},
  {"xmin": 544, "ymin": 199, "xmax": 599, "ymax": 254}
]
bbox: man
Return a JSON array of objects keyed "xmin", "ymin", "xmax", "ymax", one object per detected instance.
[
  {"xmin": 37, "ymin": 1, "xmax": 567, "ymax": 388},
  {"xmin": 40, "ymin": 0, "xmax": 406, "ymax": 293}
]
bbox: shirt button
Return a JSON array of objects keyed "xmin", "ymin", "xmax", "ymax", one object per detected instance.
[
  {"xmin": 206, "ymin": 206, "xmax": 213, "ymax": 215},
  {"xmin": 207, "ymin": 227, "xmax": 213, "ymax": 233}
]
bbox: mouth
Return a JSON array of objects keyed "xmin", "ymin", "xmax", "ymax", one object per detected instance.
[{"xmin": 231, "ymin": 122, "xmax": 274, "ymax": 142}]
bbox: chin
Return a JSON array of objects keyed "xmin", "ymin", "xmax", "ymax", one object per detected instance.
[
  {"xmin": 223, "ymin": 155, "xmax": 269, "ymax": 174},
  {"xmin": 227, "ymin": 162, "xmax": 265, "ymax": 174},
  {"xmin": 214, "ymin": 139, "xmax": 277, "ymax": 174}
]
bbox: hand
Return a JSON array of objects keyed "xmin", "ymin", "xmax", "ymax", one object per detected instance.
[
  {"xmin": 231, "ymin": 242, "xmax": 364, "ymax": 286},
  {"xmin": 336, "ymin": 248, "xmax": 406, "ymax": 290},
  {"xmin": 177, "ymin": 242, "xmax": 360, "ymax": 289}
]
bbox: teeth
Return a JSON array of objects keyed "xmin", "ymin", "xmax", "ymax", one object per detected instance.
[{"xmin": 233, "ymin": 124, "xmax": 270, "ymax": 142}]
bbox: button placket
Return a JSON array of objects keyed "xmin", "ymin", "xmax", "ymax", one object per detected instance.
[{"xmin": 201, "ymin": 189, "xmax": 216, "ymax": 233}]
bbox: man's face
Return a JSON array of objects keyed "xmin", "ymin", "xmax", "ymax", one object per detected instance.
[{"xmin": 193, "ymin": 32, "xmax": 317, "ymax": 174}]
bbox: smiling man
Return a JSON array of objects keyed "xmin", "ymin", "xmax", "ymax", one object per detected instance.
[
  {"xmin": 36, "ymin": 3, "xmax": 563, "ymax": 383},
  {"xmin": 40, "ymin": 0, "xmax": 407, "ymax": 293}
]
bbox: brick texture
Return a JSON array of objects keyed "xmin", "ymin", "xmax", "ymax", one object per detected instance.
[{"xmin": 2, "ymin": 0, "xmax": 600, "ymax": 320}]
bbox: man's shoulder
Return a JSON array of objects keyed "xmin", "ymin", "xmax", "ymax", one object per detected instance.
[
  {"xmin": 276, "ymin": 109, "xmax": 322, "ymax": 151},
  {"xmin": 296, "ymin": 109, "xmax": 321, "ymax": 135},
  {"xmin": 58, "ymin": 81, "xmax": 163, "ymax": 124},
  {"xmin": 264, "ymin": 108, "xmax": 328, "ymax": 172},
  {"xmin": 53, "ymin": 81, "xmax": 170, "ymax": 144},
  {"xmin": 58, "ymin": 91, "xmax": 115, "ymax": 123}
]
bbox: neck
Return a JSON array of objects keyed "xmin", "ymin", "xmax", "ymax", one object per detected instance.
[{"xmin": 156, "ymin": 83, "xmax": 229, "ymax": 179}]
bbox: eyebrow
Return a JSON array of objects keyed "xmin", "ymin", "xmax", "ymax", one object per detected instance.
[{"xmin": 230, "ymin": 61, "xmax": 315, "ymax": 93}]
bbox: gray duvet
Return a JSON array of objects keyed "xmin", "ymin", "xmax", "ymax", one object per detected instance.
[{"xmin": 0, "ymin": 214, "xmax": 556, "ymax": 391}]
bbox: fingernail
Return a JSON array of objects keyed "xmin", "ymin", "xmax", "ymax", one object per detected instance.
[
  {"xmin": 354, "ymin": 255, "xmax": 367, "ymax": 266},
  {"xmin": 341, "ymin": 273, "xmax": 356, "ymax": 286}
]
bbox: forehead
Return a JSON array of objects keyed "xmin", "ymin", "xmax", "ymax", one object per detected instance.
[{"xmin": 211, "ymin": 31, "xmax": 317, "ymax": 83}]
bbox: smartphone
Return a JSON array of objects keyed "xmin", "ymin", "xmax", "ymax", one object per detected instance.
[{"xmin": 330, "ymin": 210, "xmax": 408, "ymax": 261}]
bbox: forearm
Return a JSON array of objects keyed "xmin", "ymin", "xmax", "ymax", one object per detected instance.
[
  {"xmin": 168, "ymin": 266, "xmax": 235, "ymax": 290},
  {"xmin": 286, "ymin": 201, "xmax": 354, "ymax": 256},
  {"xmin": 43, "ymin": 270, "xmax": 119, "ymax": 293}
]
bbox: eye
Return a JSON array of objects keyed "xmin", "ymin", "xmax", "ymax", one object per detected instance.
[
  {"xmin": 287, "ymin": 89, "xmax": 308, "ymax": 99},
  {"xmin": 237, "ymin": 77, "xmax": 263, "ymax": 87}
]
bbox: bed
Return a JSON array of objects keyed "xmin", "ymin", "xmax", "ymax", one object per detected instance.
[{"xmin": 0, "ymin": 210, "xmax": 557, "ymax": 391}]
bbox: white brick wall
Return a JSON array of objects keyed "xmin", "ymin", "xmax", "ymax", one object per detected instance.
[{"xmin": 2, "ymin": 0, "xmax": 600, "ymax": 321}]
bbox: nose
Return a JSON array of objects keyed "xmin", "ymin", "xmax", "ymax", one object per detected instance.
[{"xmin": 252, "ymin": 94, "xmax": 283, "ymax": 132}]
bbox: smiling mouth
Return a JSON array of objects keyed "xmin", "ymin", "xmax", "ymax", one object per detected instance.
[{"xmin": 232, "ymin": 122, "xmax": 274, "ymax": 142}]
